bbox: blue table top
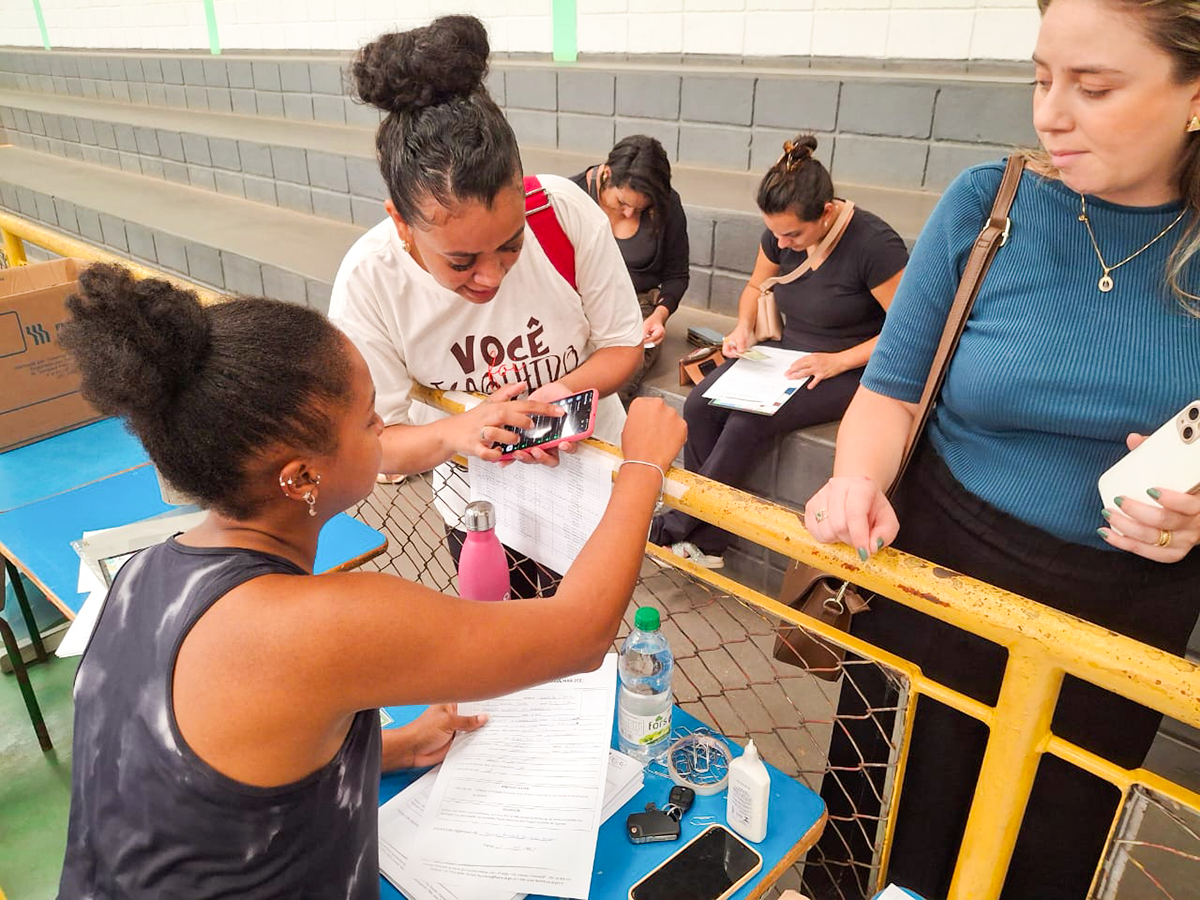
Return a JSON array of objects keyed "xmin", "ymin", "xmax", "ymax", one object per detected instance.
[
  {"xmin": 0, "ymin": 464, "xmax": 388, "ymax": 616},
  {"xmin": 0, "ymin": 418, "xmax": 150, "ymax": 513},
  {"xmin": 378, "ymin": 704, "xmax": 825, "ymax": 900}
]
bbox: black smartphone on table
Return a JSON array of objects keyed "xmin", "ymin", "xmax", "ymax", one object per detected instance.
[{"xmin": 628, "ymin": 824, "xmax": 763, "ymax": 900}]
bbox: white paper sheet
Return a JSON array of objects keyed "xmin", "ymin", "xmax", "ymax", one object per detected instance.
[
  {"xmin": 411, "ymin": 655, "xmax": 619, "ymax": 899},
  {"xmin": 57, "ymin": 561, "xmax": 108, "ymax": 658},
  {"xmin": 702, "ymin": 346, "xmax": 810, "ymax": 415},
  {"xmin": 379, "ymin": 748, "xmax": 642, "ymax": 900},
  {"xmin": 58, "ymin": 510, "xmax": 206, "ymax": 658},
  {"xmin": 468, "ymin": 445, "xmax": 614, "ymax": 575}
]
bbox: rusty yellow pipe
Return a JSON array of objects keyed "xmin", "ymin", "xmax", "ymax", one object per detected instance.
[
  {"xmin": 948, "ymin": 646, "xmax": 1063, "ymax": 899},
  {"xmin": 411, "ymin": 385, "xmax": 1200, "ymax": 731},
  {"xmin": 0, "ymin": 211, "xmax": 223, "ymax": 305},
  {"xmin": 2, "ymin": 227, "xmax": 27, "ymax": 266}
]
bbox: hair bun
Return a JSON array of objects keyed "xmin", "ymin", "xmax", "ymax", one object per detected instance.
[
  {"xmin": 353, "ymin": 15, "xmax": 490, "ymax": 115},
  {"xmin": 778, "ymin": 135, "xmax": 818, "ymax": 172},
  {"xmin": 61, "ymin": 264, "xmax": 211, "ymax": 420}
]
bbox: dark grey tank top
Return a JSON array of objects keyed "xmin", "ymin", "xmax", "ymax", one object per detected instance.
[{"xmin": 58, "ymin": 537, "xmax": 382, "ymax": 899}]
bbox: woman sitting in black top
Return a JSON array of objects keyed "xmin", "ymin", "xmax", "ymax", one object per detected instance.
[
  {"xmin": 571, "ymin": 134, "xmax": 690, "ymax": 404},
  {"xmin": 650, "ymin": 135, "xmax": 908, "ymax": 567}
]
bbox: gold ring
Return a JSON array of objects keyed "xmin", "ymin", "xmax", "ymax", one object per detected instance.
[
  {"xmin": 814, "ymin": 509, "xmax": 828, "ymax": 523},
  {"xmin": 1157, "ymin": 529, "xmax": 1173, "ymax": 548},
  {"xmin": 481, "ymin": 427, "xmax": 489, "ymax": 442}
]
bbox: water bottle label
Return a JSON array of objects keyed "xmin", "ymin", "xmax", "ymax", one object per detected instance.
[{"xmin": 618, "ymin": 705, "xmax": 672, "ymax": 747}]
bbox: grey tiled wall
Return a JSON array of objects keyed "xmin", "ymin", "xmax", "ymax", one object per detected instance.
[{"xmin": 0, "ymin": 49, "xmax": 1030, "ymax": 192}]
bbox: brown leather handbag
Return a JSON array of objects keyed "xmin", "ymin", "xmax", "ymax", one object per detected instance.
[{"xmin": 773, "ymin": 155, "xmax": 1025, "ymax": 679}]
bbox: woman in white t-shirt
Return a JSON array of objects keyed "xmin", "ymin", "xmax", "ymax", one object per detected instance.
[{"xmin": 329, "ymin": 15, "xmax": 643, "ymax": 596}]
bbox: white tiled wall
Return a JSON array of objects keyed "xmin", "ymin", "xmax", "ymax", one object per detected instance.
[{"xmin": 8, "ymin": 0, "xmax": 1040, "ymax": 61}]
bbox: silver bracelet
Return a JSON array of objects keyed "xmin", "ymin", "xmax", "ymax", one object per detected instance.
[{"xmin": 618, "ymin": 459, "xmax": 666, "ymax": 512}]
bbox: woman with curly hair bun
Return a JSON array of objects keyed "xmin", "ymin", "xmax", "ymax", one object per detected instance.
[
  {"xmin": 54, "ymin": 264, "xmax": 685, "ymax": 897},
  {"xmin": 330, "ymin": 15, "xmax": 644, "ymax": 598}
]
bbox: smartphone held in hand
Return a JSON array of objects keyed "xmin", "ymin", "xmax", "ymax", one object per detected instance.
[
  {"xmin": 1098, "ymin": 400, "xmax": 1200, "ymax": 506},
  {"xmin": 497, "ymin": 388, "xmax": 598, "ymax": 460}
]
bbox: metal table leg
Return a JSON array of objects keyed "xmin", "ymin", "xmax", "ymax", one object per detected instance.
[
  {"xmin": 5, "ymin": 558, "xmax": 48, "ymax": 663},
  {"xmin": 0, "ymin": 557, "xmax": 52, "ymax": 751}
]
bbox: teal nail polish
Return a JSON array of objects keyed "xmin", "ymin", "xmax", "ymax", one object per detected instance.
[
  {"xmin": 857, "ymin": 547, "xmax": 868, "ymax": 562},
  {"xmin": 1113, "ymin": 496, "xmax": 1124, "ymax": 507},
  {"xmin": 876, "ymin": 537, "xmax": 885, "ymax": 551},
  {"xmin": 1097, "ymin": 528, "xmax": 1109, "ymax": 539},
  {"xmin": 1101, "ymin": 509, "xmax": 1112, "ymax": 520},
  {"xmin": 1147, "ymin": 487, "xmax": 1162, "ymax": 500}
]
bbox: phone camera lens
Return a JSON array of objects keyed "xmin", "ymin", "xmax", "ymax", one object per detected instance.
[
  {"xmin": 1189, "ymin": 406, "xmax": 1200, "ymax": 422},
  {"xmin": 1185, "ymin": 426, "xmax": 1196, "ymax": 442}
]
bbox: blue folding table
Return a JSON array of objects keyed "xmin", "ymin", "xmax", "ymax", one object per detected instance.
[{"xmin": 378, "ymin": 704, "xmax": 826, "ymax": 900}]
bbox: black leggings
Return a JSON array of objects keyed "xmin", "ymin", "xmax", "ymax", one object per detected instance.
[
  {"xmin": 652, "ymin": 352, "xmax": 863, "ymax": 555},
  {"xmin": 804, "ymin": 441, "xmax": 1200, "ymax": 900}
]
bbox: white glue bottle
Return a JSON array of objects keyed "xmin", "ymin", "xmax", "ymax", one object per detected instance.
[{"xmin": 726, "ymin": 739, "xmax": 770, "ymax": 843}]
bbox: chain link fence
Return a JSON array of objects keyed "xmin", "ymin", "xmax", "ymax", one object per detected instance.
[{"xmin": 352, "ymin": 470, "xmax": 910, "ymax": 899}]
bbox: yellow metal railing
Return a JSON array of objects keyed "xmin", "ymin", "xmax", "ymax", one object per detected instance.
[
  {"xmin": 0, "ymin": 211, "xmax": 224, "ymax": 305},
  {"xmin": 412, "ymin": 384, "xmax": 1200, "ymax": 900}
]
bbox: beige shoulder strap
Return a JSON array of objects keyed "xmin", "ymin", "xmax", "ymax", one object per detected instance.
[{"xmin": 758, "ymin": 199, "xmax": 856, "ymax": 295}]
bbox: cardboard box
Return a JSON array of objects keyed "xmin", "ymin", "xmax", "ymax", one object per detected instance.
[{"xmin": 0, "ymin": 258, "xmax": 104, "ymax": 452}]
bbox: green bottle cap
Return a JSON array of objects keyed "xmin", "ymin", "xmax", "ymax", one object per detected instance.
[{"xmin": 634, "ymin": 606, "xmax": 660, "ymax": 632}]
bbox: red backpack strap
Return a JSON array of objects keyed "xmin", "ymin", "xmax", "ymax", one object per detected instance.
[{"xmin": 524, "ymin": 175, "xmax": 578, "ymax": 293}]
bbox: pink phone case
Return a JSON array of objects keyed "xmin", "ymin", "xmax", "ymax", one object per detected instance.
[{"xmin": 498, "ymin": 389, "xmax": 598, "ymax": 460}]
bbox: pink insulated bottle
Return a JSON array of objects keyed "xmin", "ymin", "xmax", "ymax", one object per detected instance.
[{"xmin": 457, "ymin": 500, "xmax": 511, "ymax": 602}]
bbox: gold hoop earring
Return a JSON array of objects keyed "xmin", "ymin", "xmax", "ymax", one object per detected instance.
[{"xmin": 1188, "ymin": 115, "xmax": 1200, "ymax": 133}]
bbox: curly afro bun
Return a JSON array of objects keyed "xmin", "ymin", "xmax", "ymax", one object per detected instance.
[
  {"xmin": 352, "ymin": 14, "xmax": 490, "ymax": 115},
  {"xmin": 59, "ymin": 264, "xmax": 352, "ymax": 520},
  {"xmin": 60, "ymin": 263, "xmax": 211, "ymax": 421}
]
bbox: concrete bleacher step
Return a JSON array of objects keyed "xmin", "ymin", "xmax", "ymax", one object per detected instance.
[
  {"xmin": 0, "ymin": 144, "xmax": 359, "ymax": 309},
  {"xmin": 0, "ymin": 84, "xmax": 936, "ymax": 240}
]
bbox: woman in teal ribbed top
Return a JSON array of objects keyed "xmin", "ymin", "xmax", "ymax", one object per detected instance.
[{"xmin": 801, "ymin": 0, "xmax": 1200, "ymax": 898}]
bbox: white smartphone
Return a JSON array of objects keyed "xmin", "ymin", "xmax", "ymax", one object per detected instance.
[
  {"xmin": 627, "ymin": 824, "xmax": 763, "ymax": 900},
  {"xmin": 1098, "ymin": 400, "xmax": 1200, "ymax": 507}
]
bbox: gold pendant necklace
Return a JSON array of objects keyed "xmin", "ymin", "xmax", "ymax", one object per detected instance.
[{"xmin": 1078, "ymin": 195, "xmax": 1186, "ymax": 293}]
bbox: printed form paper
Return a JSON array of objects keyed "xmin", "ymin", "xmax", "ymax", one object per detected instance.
[
  {"xmin": 468, "ymin": 445, "xmax": 615, "ymax": 575},
  {"xmin": 410, "ymin": 654, "xmax": 619, "ymax": 899},
  {"xmin": 379, "ymin": 749, "xmax": 643, "ymax": 900},
  {"xmin": 702, "ymin": 346, "xmax": 811, "ymax": 415}
]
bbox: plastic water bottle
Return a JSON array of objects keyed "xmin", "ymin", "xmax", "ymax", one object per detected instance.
[
  {"xmin": 617, "ymin": 606, "xmax": 673, "ymax": 763},
  {"xmin": 457, "ymin": 501, "xmax": 511, "ymax": 602}
]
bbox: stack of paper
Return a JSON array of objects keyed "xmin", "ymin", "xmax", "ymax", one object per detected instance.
[
  {"xmin": 378, "ymin": 655, "xmax": 641, "ymax": 900},
  {"xmin": 380, "ymin": 749, "xmax": 643, "ymax": 900},
  {"xmin": 701, "ymin": 346, "xmax": 811, "ymax": 416},
  {"xmin": 58, "ymin": 508, "xmax": 206, "ymax": 658}
]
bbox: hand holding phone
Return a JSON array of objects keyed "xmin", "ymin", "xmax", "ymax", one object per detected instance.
[
  {"xmin": 1098, "ymin": 401, "xmax": 1200, "ymax": 507},
  {"xmin": 497, "ymin": 389, "xmax": 598, "ymax": 460}
]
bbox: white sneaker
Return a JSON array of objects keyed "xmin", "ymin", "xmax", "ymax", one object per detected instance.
[{"xmin": 670, "ymin": 541, "xmax": 724, "ymax": 569}]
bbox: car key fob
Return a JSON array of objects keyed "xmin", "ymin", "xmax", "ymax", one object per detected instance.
[{"xmin": 626, "ymin": 805, "xmax": 681, "ymax": 844}]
